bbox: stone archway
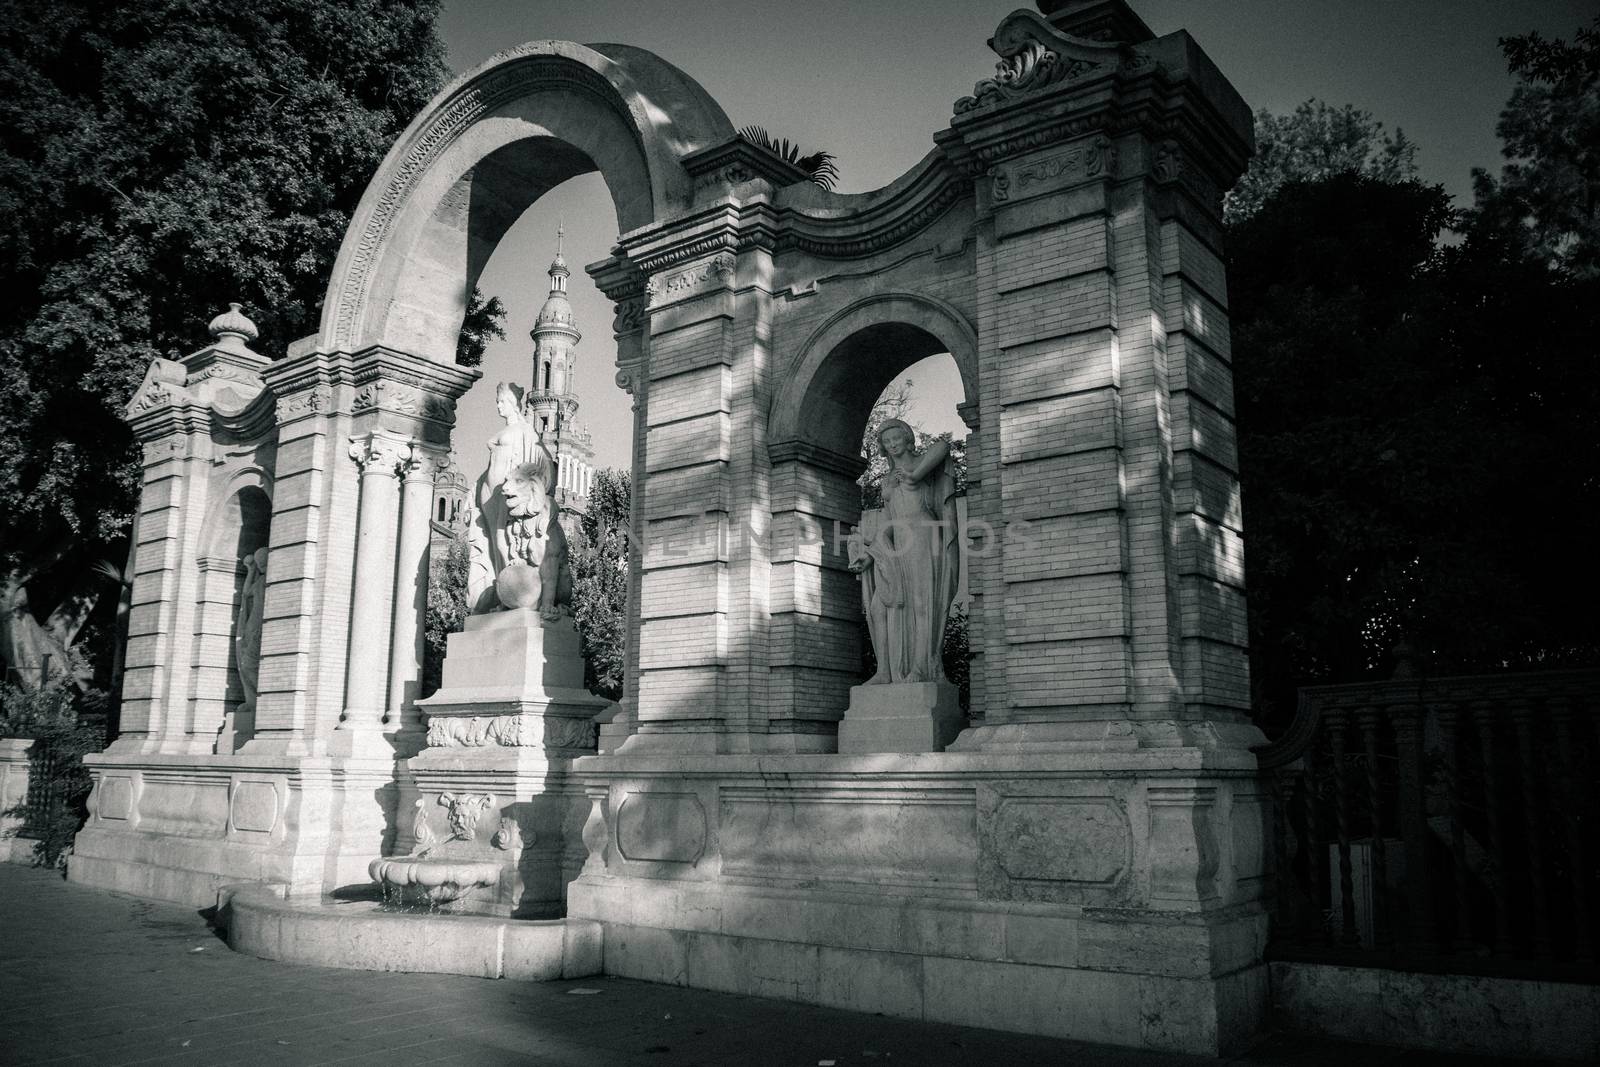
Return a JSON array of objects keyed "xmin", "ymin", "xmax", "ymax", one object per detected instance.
[
  {"xmin": 765, "ymin": 293, "xmax": 981, "ymax": 747},
  {"xmin": 316, "ymin": 40, "xmax": 735, "ymax": 360}
]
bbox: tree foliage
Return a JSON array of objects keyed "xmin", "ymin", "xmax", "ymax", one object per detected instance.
[
  {"xmin": 1230, "ymin": 170, "xmax": 1600, "ymax": 725},
  {"xmin": 1471, "ymin": 17, "xmax": 1600, "ymax": 278},
  {"xmin": 1224, "ymin": 100, "xmax": 1418, "ymax": 225},
  {"xmin": 0, "ymin": 0, "xmax": 449, "ymax": 685},
  {"xmin": 422, "ymin": 534, "xmax": 469, "ymax": 697},
  {"xmin": 570, "ymin": 469, "xmax": 630, "ymax": 700},
  {"xmin": 455, "ymin": 287, "xmax": 507, "ymax": 367}
]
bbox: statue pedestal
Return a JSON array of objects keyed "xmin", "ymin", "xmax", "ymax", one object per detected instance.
[
  {"xmin": 838, "ymin": 681, "xmax": 963, "ymax": 754},
  {"xmin": 407, "ymin": 610, "xmax": 608, "ymax": 916}
]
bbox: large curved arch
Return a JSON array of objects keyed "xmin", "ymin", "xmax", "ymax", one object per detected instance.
[
  {"xmin": 317, "ymin": 40, "xmax": 734, "ymax": 358},
  {"xmin": 769, "ymin": 292, "xmax": 979, "ymax": 453}
]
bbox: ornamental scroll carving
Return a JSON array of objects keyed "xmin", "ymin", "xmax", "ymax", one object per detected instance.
[
  {"xmin": 991, "ymin": 135, "xmax": 1115, "ymax": 201},
  {"xmin": 427, "ymin": 714, "xmax": 524, "ymax": 748},
  {"xmin": 647, "ymin": 254, "xmax": 736, "ymax": 306},
  {"xmin": 955, "ymin": 17, "xmax": 1111, "ymax": 114},
  {"xmin": 275, "ymin": 388, "xmax": 329, "ymax": 423},
  {"xmin": 613, "ymin": 297, "xmax": 648, "ymax": 334},
  {"xmin": 424, "ymin": 713, "xmax": 598, "ymax": 751}
]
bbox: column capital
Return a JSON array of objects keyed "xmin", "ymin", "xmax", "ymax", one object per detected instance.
[{"xmin": 348, "ymin": 432, "xmax": 410, "ymax": 476}]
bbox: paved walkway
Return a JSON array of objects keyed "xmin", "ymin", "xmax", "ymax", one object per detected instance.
[{"xmin": 0, "ymin": 863, "xmax": 1532, "ymax": 1066}]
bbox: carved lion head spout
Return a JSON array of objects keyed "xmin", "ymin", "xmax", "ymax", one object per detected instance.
[{"xmin": 501, "ymin": 460, "xmax": 550, "ymax": 522}]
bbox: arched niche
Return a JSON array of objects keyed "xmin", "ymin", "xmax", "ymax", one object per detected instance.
[
  {"xmin": 765, "ymin": 293, "xmax": 980, "ymax": 745},
  {"xmin": 198, "ymin": 476, "xmax": 273, "ymax": 753},
  {"xmin": 316, "ymin": 41, "xmax": 734, "ymax": 359},
  {"xmin": 769, "ymin": 292, "xmax": 979, "ymax": 456}
]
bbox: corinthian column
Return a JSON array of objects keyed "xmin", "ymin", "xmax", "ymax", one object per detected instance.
[
  {"xmin": 386, "ymin": 443, "xmax": 445, "ymax": 745},
  {"xmin": 333, "ymin": 431, "xmax": 406, "ymax": 753}
]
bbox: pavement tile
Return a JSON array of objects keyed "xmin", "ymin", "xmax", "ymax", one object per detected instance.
[{"xmin": 0, "ymin": 864, "xmax": 1570, "ymax": 1067}]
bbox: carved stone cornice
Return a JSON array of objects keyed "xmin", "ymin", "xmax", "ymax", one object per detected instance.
[
  {"xmin": 682, "ymin": 136, "xmax": 810, "ymax": 193},
  {"xmin": 941, "ymin": 11, "xmax": 1253, "ymax": 201},
  {"xmin": 769, "ymin": 153, "xmax": 971, "ymax": 261},
  {"xmin": 262, "ymin": 345, "xmax": 480, "ymax": 434},
  {"xmin": 126, "ymin": 347, "xmax": 276, "ymax": 446}
]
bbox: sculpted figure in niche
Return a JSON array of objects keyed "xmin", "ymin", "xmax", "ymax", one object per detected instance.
[
  {"xmin": 467, "ymin": 381, "xmax": 572, "ymax": 619},
  {"xmin": 233, "ymin": 547, "xmax": 268, "ymax": 706},
  {"xmin": 849, "ymin": 418, "xmax": 960, "ymax": 683}
]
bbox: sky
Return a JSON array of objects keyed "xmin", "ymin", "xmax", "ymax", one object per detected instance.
[{"xmin": 442, "ymin": 0, "xmax": 1595, "ymax": 472}]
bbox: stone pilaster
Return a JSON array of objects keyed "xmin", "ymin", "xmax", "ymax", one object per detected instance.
[
  {"xmin": 387, "ymin": 444, "xmax": 447, "ymax": 741},
  {"xmin": 588, "ymin": 259, "xmax": 650, "ymax": 753},
  {"xmin": 331, "ymin": 430, "xmax": 407, "ymax": 753},
  {"xmin": 249, "ymin": 344, "xmax": 477, "ymax": 757},
  {"xmin": 606, "ymin": 193, "xmax": 787, "ymax": 753},
  {"xmin": 936, "ymin": 3, "xmax": 1256, "ymax": 750}
]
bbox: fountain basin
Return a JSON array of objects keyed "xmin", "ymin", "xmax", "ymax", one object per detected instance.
[
  {"xmin": 368, "ymin": 855, "xmax": 502, "ymax": 908},
  {"xmin": 217, "ymin": 883, "xmax": 601, "ymax": 980}
]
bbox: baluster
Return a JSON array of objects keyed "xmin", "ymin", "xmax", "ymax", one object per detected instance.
[
  {"xmin": 1300, "ymin": 746, "xmax": 1326, "ymax": 944},
  {"xmin": 1268, "ymin": 768, "xmax": 1293, "ymax": 931},
  {"xmin": 1327, "ymin": 708, "xmax": 1358, "ymax": 946},
  {"xmin": 1473, "ymin": 699, "xmax": 1513, "ymax": 956},
  {"xmin": 1510, "ymin": 696, "xmax": 1551, "ymax": 959},
  {"xmin": 1356, "ymin": 705, "xmax": 1389, "ymax": 947},
  {"xmin": 1550, "ymin": 695, "xmax": 1593, "ymax": 963},
  {"xmin": 1392, "ymin": 702, "xmax": 1435, "ymax": 951},
  {"xmin": 1435, "ymin": 702, "xmax": 1473, "ymax": 952}
]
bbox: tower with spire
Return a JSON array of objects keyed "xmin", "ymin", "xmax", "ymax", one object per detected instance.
[{"xmin": 527, "ymin": 227, "xmax": 595, "ymax": 521}]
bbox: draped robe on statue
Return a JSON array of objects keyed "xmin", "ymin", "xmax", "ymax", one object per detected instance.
[{"xmin": 856, "ymin": 456, "xmax": 960, "ymax": 683}]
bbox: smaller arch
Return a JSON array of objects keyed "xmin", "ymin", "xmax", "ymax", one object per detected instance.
[
  {"xmin": 769, "ymin": 293, "xmax": 978, "ymax": 454},
  {"xmin": 201, "ymin": 470, "xmax": 274, "ymax": 563}
]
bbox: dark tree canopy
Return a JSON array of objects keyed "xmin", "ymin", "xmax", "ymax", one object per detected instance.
[
  {"xmin": 0, "ymin": 0, "xmax": 449, "ymax": 557},
  {"xmin": 1223, "ymin": 100, "xmax": 1417, "ymax": 225},
  {"xmin": 1231, "ymin": 174, "xmax": 1600, "ymax": 724},
  {"xmin": 455, "ymin": 287, "xmax": 508, "ymax": 367},
  {"xmin": 1471, "ymin": 17, "xmax": 1600, "ymax": 278}
]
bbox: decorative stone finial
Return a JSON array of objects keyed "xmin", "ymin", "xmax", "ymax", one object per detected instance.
[{"xmin": 208, "ymin": 302, "xmax": 259, "ymax": 352}]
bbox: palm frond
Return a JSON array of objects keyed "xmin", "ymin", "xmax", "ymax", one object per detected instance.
[{"xmin": 736, "ymin": 125, "xmax": 839, "ymax": 191}]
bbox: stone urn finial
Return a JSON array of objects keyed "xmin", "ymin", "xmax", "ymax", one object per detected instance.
[{"xmin": 208, "ymin": 302, "xmax": 259, "ymax": 353}]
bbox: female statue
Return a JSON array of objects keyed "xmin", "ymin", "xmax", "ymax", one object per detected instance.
[
  {"xmin": 233, "ymin": 546, "xmax": 268, "ymax": 706},
  {"xmin": 467, "ymin": 382, "xmax": 547, "ymax": 613},
  {"xmin": 848, "ymin": 418, "xmax": 960, "ymax": 683}
]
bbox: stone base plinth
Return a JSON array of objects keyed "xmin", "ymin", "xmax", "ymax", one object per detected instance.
[
  {"xmin": 417, "ymin": 611, "xmax": 607, "ymax": 716},
  {"xmin": 395, "ymin": 608, "xmax": 609, "ymax": 916},
  {"xmin": 0, "ymin": 738, "xmax": 35, "ymax": 864},
  {"xmin": 838, "ymin": 681, "xmax": 963, "ymax": 754},
  {"xmin": 68, "ymin": 750, "xmax": 404, "ymax": 907},
  {"xmin": 566, "ymin": 748, "xmax": 1269, "ymax": 1056}
]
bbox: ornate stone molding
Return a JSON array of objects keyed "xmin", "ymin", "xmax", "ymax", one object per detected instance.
[
  {"xmin": 646, "ymin": 253, "xmax": 736, "ymax": 307},
  {"xmin": 348, "ymin": 433, "xmax": 409, "ymax": 476},
  {"xmin": 991, "ymin": 135, "xmax": 1115, "ymax": 201},
  {"xmin": 328, "ymin": 57, "xmax": 636, "ymax": 350},
  {"xmin": 274, "ymin": 387, "xmax": 330, "ymax": 424},
  {"xmin": 424, "ymin": 712, "xmax": 599, "ymax": 752},
  {"xmin": 954, "ymin": 10, "xmax": 1122, "ymax": 115}
]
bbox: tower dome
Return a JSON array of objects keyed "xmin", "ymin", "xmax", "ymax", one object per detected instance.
[{"xmin": 526, "ymin": 226, "xmax": 594, "ymax": 520}]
